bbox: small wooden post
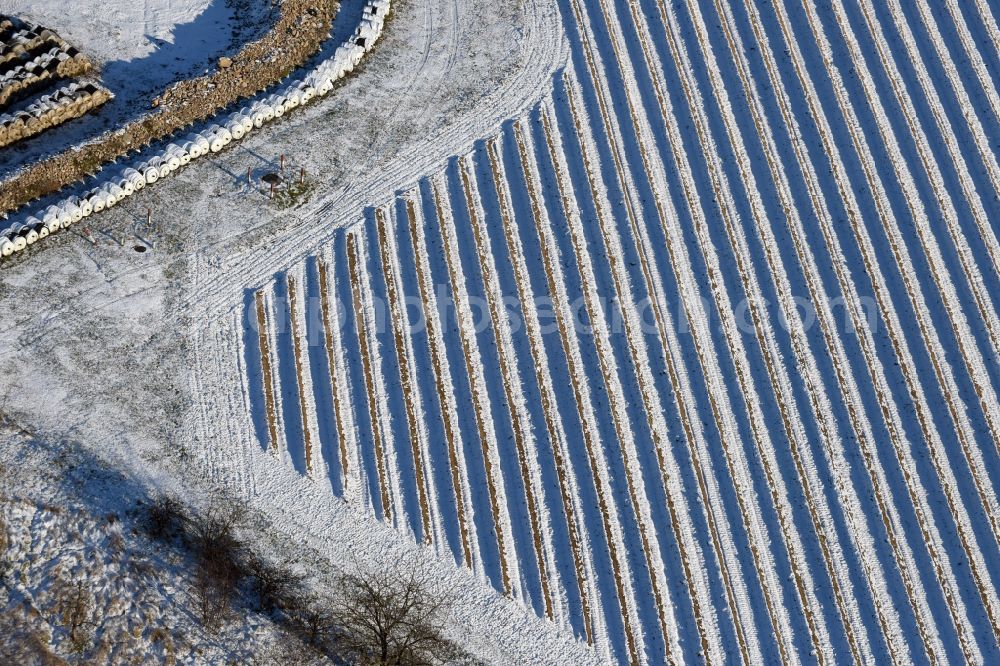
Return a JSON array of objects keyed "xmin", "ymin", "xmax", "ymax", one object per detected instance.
[
  {"xmin": 280, "ymin": 154, "xmax": 285, "ymax": 175},
  {"xmin": 299, "ymin": 167, "xmax": 305, "ymax": 186},
  {"xmin": 270, "ymin": 181, "xmax": 276, "ymax": 199},
  {"xmin": 146, "ymin": 207, "xmax": 151, "ymax": 228},
  {"xmin": 247, "ymin": 166, "xmax": 252, "ymax": 186}
]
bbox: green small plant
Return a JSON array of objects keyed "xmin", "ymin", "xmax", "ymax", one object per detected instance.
[{"xmin": 271, "ymin": 176, "xmax": 316, "ymax": 209}]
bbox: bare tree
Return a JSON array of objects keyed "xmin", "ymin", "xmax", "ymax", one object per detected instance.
[
  {"xmin": 187, "ymin": 503, "xmax": 247, "ymax": 632},
  {"xmin": 244, "ymin": 554, "xmax": 304, "ymax": 613},
  {"xmin": 331, "ymin": 565, "xmax": 460, "ymax": 665}
]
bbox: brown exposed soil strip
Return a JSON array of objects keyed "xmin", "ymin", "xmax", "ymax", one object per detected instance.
[
  {"xmin": 849, "ymin": 0, "xmax": 1000, "ymax": 537},
  {"xmin": 0, "ymin": 0, "xmax": 336, "ymax": 215},
  {"xmin": 457, "ymin": 159, "xmax": 554, "ymax": 619},
  {"xmin": 374, "ymin": 207, "xmax": 434, "ymax": 544},
  {"xmin": 512, "ymin": 120, "xmax": 639, "ymax": 663},
  {"xmin": 317, "ymin": 257, "xmax": 352, "ymax": 492},
  {"xmin": 285, "ymin": 273, "xmax": 315, "ymax": 474},
  {"xmin": 431, "ymin": 180, "xmax": 513, "ymax": 596},
  {"xmin": 785, "ymin": 0, "xmax": 997, "ymax": 655},
  {"xmin": 254, "ymin": 290, "xmax": 281, "ymax": 453},
  {"xmin": 707, "ymin": 0, "xmax": 933, "ymax": 658},
  {"xmin": 485, "ymin": 138, "xmax": 594, "ymax": 641},
  {"xmin": 403, "ymin": 197, "xmax": 474, "ymax": 566},
  {"xmin": 346, "ymin": 231, "xmax": 393, "ymax": 522}
]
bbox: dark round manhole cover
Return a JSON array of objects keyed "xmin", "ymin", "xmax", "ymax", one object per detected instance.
[
  {"xmin": 262, "ymin": 172, "xmax": 282, "ymax": 185},
  {"xmin": 133, "ymin": 245, "xmax": 147, "ymax": 253}
]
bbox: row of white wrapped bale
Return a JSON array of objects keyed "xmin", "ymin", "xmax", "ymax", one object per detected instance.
[
  {"xmin": 0, "ymin": 22, "xmax": 69, "ymax": 65},
  {"xmin": 0, "ymin": 81, "xmax": 110, "ymax": 148},
  {"xmin": 0, "ymin": 0, "xmax": 391, "ymax": 261}
]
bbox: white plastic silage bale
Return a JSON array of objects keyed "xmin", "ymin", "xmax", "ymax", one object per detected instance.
[
  {"xmin": 64, "ymin": 200, "xmax": 83, "ymax": 223},
  {"xmin": 1, "ymin": 234, "xmax": 15, "ymax": 257},
  {"xmin": 77, "ymin": 196, "xmax": 93, "ymax": 218},
  {"xmin": 141, "ymin": 162, "xmax": 159, "ymax": 185},
  {"xmin": 225, "ymin": 119, "xmax": 245, "ymax": 141}
]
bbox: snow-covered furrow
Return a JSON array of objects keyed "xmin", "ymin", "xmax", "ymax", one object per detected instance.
[
  {"xmin": 285, "ymin": 270, "xmax": 322, "ymax": 476},
  {"xmin": 344, "ymin": 229, "xmax": 395, "ymax": 524},
  {"xmin": 544, "ymin": 80, "xmax": 696, "ymax": 663},
  {"xmin": 624, "ymin": 0, "xmax": 852, "ymax": 656},
  {"xmin": 564, "ymin": 6, "xmax": 804, "ymax": 658},
  {"xmin": 710, "ymin": 0, "xmax": 947, "ymax": 660},
  {"xmin": 322, "ymin": 242, "xmax": 369, "ymax": 505},
  {"xmin": 401, "ymin": 195, "xmax": 479, "ymax": 571},
  {"xmin": 761, "ymin": 0, "xmax": 993, "ymax": 659},
  {"xmin": 552, "ymin": 19, "xmax": 760, "ymax": 660},
  {"xmin": 484, "ymin": 135, "xmax": 600, "ymax": 647},
  {"xmin": 271, "ymin": 272, "xmax": 311, "ymax": 475},
  {"xmin": 449, "ymin": 156, "xmax": 548, "ymax": 613},
  {"xmin": 938, "ymin": 0, "xmax": 1000, "ymax": 128},
  {"xmin": 902, "ymin": 0, "xmax": 1000, "ymax": 298},
  {"xmin": 372, "ymin": 207, "xmax": 438, "ymax": 546},
  {"xmin": 514, "ymin": 117, "xmax": 644, "ymax": 663},
  {"xmin": 792, "ymin": 0, "xmax": 1000, "ymax": 650},
  {"xmin": 832, "ymin": 0, "xmax": 1000, "ymax": 463},
  {"xmin": 315, "ymin": 253, "xmax": 357, "ymax": 498},
  {"xmin": 457, "ymin": 154, "xmax": 560, "ymax": 621},
  {"xmin": 541, "ymin": 92, "xmax": 689, "ymax": 661},
  {"xmin": 557, "ymin": 1, "xmax": 787, "ymax": 660},
  {"xmin": 738, "ymin": 0, "xmax": 959, "ymax": 636},
  {"xmin": 358, "ymin": 215, "xmax": 428, "ymax": 538},
  {"xmin": 430, "ymin": 175, "xmax": 521, "ymax": 601},
  {"xmin": 416, "ymin": 177, "xmax": 509, "ymax": 590},
  {"xmin": 252, "ymin": 290, "xmax": 281, "ymax": 455},
  {"xmin": 384, "ymin": 198, "xmax": 463, "ymax": 562},
  {"xmin": 671, "ymin": 0, "xmax": 928, "ymax": 660},
  {"xmin": 301, "ymin": 258, "xmax": 344, "ymax": 493}
]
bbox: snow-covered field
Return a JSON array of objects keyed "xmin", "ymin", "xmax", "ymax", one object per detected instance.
[{"xmin": 2, "ymin": 0, "xmax": 1000, "ymax": 663}]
